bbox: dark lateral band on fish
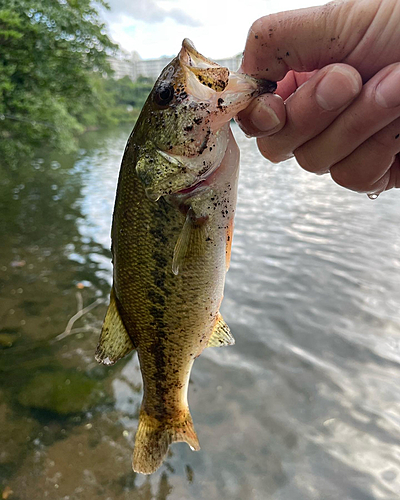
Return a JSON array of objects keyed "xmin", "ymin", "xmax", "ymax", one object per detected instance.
[{"xmin": 96, "ymin": 38, "xmax": 276, "ymax": 475}]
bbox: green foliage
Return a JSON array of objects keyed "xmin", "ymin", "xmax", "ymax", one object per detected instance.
[
  {"xmin": 75, "ymin": 74, "xmax": 154, "ymax": 130},
  {"xmin": 105, "ymin": 75, "xmax": 154, "ymax": 108},
  {"xmin": 0, "ymin": 0, "xmax": 137, "ymax": 165}
]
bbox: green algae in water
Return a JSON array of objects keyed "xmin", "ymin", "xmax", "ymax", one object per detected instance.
[
  {"xmin": 17, "ymin": 371, "xmax": 105, "ymax": 414},
  {"xmin": 0, "ymin": 333, "xmax": 19, "ymax": 348}
]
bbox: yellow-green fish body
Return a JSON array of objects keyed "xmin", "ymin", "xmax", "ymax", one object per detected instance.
[{"xmin": 96, "ymin": 39, "xmax": 276, "ymax": 474}]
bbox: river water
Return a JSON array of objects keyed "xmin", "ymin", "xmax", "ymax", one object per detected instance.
[{"xmin": 1, "ymin": 124, "xmax": 400, "ymax": 500}]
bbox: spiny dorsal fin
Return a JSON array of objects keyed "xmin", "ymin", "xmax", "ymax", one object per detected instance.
[
  {"xmin": 172, "ymin": 208, "xmax": 208, "ymax": 275},
  {"xmin": 207, "ymin": 313, "xmax": 235, "ymax": 347},
  {"xmin": 95, "ymin": 287, "xmax": 135, "ymax": 365}
]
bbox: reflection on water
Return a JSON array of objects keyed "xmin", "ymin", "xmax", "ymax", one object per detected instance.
[{"xmin": 1, "ymin": 124, "xmax": 400, "ymax": 499}]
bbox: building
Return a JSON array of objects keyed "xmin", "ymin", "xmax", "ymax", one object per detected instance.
[
  {"xmin": 109, "ymin": 52, "xmax": 243, "ymax": 82},
  {"xmin": 214, "ymin": 55, "xmax": 242, "ymax": 73},
  {"xmin": 132, "ymin": 56, "xmax": 174, "ymax": 81}
]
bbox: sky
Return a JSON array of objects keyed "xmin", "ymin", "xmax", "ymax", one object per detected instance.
[{"xmin": 101, "ymin": 0, "xmax": 327, "ymax": 60}]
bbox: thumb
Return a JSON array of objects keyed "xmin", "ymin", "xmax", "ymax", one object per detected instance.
[{"xmin": 241, "ymin": 0, "xmax": 379, "ymax": 81}]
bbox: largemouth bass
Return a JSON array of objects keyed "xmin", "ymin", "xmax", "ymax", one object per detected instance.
[{"xmin": 96, "ymin": 39, "xmax": 276, "ymax": 474}]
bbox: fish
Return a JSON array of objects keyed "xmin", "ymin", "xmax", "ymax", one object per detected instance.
[{"xmin": 95, "ymin": 39, "xmax": 276, "ymax": 474}]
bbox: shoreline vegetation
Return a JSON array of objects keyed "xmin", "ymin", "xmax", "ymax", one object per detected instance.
[{"xmin": 0, "ymin": 0, "xmax": 154, "ymax": 167}]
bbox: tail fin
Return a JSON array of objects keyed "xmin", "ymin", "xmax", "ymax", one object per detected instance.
[{"xmin": 132, "ymin": 410, "xmax": 200, "ymax": 475}]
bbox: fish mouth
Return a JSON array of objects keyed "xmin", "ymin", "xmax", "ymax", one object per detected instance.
[
  {"xmin": 178, "ymin": 39, "xmax": 276, "ymax": 123},
  {"xmin": 180, "ymin": 38, "xmax": 219, "ymax": 69}
]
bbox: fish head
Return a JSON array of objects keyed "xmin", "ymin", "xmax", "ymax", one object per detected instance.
[{"xmin": 135, "ymin": 39, "xmax": 276, "ymax": 200}]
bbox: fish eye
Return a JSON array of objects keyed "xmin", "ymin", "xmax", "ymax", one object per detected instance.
[{"xmin": 154, "ymin": 84, "xmax": 174, "ymax": 107}]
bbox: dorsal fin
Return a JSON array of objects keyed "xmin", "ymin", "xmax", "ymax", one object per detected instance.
[
  {"xmin": 207, "ymin": 313, "xmax": 235, "ymax": 347},
  {"xmin": 172, "ymin": 208, "xmax": 208, "ymax": 275},
  {"xmin": 95, "ymin": 287, "xmax": 135, "ymax": 365}
]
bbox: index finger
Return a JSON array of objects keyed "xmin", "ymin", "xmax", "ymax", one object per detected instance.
[{"xmin": 241, "ymin": 1, "xmax": 378, "ymax": 81}]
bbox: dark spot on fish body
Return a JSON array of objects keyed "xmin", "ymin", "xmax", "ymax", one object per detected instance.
[
  {"xmin": 149, "ymin": 305, "xmax": 165, "ymax": 321},
  {"xmin": 152, "ymin": 251, "xmax": 168, "ymax": 269},
  {"xmin": 395, "ymin": 134, "xmax": 399, "ymax": 139},
  {"xmin": 149, "ymin": 227, "xmax": 168, "ymax": 245},
  {"xmin": 147, "ymin": 289, "xmax": 166, "ymax": 307}
]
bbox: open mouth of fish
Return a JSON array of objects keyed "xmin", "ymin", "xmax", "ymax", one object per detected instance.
[{"xmin": 171, "ymin": 39, "xmax": 276, "ymax": 198}]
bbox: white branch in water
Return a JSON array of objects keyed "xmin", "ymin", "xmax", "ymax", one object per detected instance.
[{"xmin": 53, "ymin": 292, "xmax": 105, "ymax": 342}]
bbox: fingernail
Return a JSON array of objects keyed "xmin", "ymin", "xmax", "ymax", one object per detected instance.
[
  {"xmin": 316, "ymin": 66, "xmax": 361, "ymax": 111},
  {"xmin": 375, "ymin": 65, "xmax": 400, "ymax": 108},
  {"xmin": 250, "ymin": 101, "xmax": 280, "ymax": 132}
]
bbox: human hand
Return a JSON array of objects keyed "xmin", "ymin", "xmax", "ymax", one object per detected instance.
[{"xmin": 236, "ymin": 0, "xmax": 400, "ymax": 194}]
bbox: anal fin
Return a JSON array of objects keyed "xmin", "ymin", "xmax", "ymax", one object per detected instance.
[
  {"xmin": 207, "ymin": 313, "xmax": 235, "ymax": 347},
  {"xmin": 95, "ymin": 287, "xmax": 135, "ymax": 365}
]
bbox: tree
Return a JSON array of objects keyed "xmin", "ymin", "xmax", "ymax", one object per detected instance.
[{"xmin": 0, "ymin": 0, "xmax": 117, "ymax": 164}]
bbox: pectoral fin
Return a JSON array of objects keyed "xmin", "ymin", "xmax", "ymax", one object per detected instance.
[
  {"xmin": 95, "ymin": 287, "xmax": 135, "ymax": 365},
  {"xmin": 172, "ymin": 209, "xmax": 208, "ymax": 275},
  {"xmin": 207, "ymin": 313, "xmax": 235, "ymax": 347}
]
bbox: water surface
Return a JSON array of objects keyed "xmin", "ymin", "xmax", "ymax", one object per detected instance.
[{"xmin": 1, "ymin": 124, "xmax": 400, "ymax": 500}]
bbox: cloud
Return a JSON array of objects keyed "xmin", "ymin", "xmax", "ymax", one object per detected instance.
[{"xmin": 106, "ymin": 0, "xmax": 201, "ymax": 26}]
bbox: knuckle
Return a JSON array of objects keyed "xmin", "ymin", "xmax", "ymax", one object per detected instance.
[
  {"xmin": 256, "ymin": 137, "xmax": 291, "ymax": 163},
  {"xmin": 368, "ymin": 130, "xmax": 394, "ymax": 150},
  {"xmin": 250, "ymin": 14, "xmax": 277, "ymax": 40},
  {"xmin": 249, "ymin": 18, "xmax": 264, "ymax": 38},
  {"xmin": 340, "ymin": 112, "xmax": 367, "ymax": 140},
  {"xmin": 295, "ymin": 145, "xmax": 328, "ymax": 174}
]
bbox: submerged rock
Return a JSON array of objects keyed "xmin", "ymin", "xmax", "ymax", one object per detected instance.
[{"xmin": 17, "ymin": 371, "xmax": 106, "ymax": 414}]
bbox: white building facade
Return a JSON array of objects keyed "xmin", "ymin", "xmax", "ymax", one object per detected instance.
[{"xmin": 109, "ymin": 53, "xmax": 243, "ymax": 82}]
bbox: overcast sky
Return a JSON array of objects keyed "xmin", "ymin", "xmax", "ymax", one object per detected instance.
[{"xmin": 102, "ymin": 0, "xmax": 327, "ymax": 60}]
